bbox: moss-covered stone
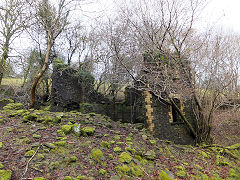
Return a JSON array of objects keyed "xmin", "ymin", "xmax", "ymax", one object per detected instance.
[
  {"xmin": 90, "ymin": 148, "xmax": 105, "ymax": 161},
  {"xmin": 176, "ymin": 170, "xmax": 186, "ymax": 178},
  {"xmin": 0, "ymin": 142, "xmax": 2, "ymax": 148},
  {"xmin": 100, "ymin": 141, "xmax": 110, "ymax": 149},
  {"xmin": 33, "ymin": 134, "xmax": 41, "ymax": 139},
  {"xmin": 109, "ymin": 154, "xmax": 114, "ymax": 160},
  {"xmin": 3, "ymin": 103, "xmax": 24, "ymax": 110},
  {"xmin": 118, "ymin": 152, "xmax": 132, "ymax": 163},
  {"xmin": 81, "ymin": 126, "xmax": 95, "ymax": 136},
  {"xmin": 75, "ymin": 175, "xmax": 88, "ymax": 180},
  {"xmin": 33, "ymin": 177, "xmax": 46, "ymax": 180},
  {"xmin": 99, "ymin": 169, "xmax": 107, "ymax": 175},
  {"xmin": 216, "ymin": 155, "xmax": 229, "ymax": 166},
  {"xmin": 158, "ymin": 170, "xmax": 173, "ymax": 180},
  {"xmin": 54, "ymin": 116, "xmax": 62, "ymax": 123},
  {"xmin": 68, "ymin": 156, "xmax": 77, "ymax": 163},
  {"xmin": 0, "ymin": 162, "xmax": 4, "ymax": 169},
  {"xmin": 149, "ymin": 140, "xmax": 156, "ymax": 145},
  {"xmin": 24, "ymin": 150, "xmax": 35, "ymax": 157},
  {"xmin": 61, "ymin": 124, "xmax": 73, "ymax": 134},
  {"xmin": 114, "ymin": 147, "xmax": 122, "ymax": 153},
  {"xmin": 125, "ymin": 147, "xmax": 136, "ymax": 154},
  {"xmin": 55, "ymin": 141, "xmax": 67, "ymax": 147},
  {"xmin": 144, "ymin": 150, "xmax": 156, "ymax": 160},
  {"xmin": 114, "ymin": 135, "xmax": 121, "ymax": 140},
  {"xmin": 44, "ymin": 142, "xmax": 56, "ymax": 149},
  {"xmin": 0, "ymin": 170, "xmax": 12, "ymax": 180},
  {"xmin": 22, "ymin": 114, "xmax": 38, "ymax": 122},
  {"xmin": 39, "ymin": 116, "xmax": 54, "ymax": 124},
  {"xmin": 63, "ymin": 176, "xmax": 72, "ymax": 180}
]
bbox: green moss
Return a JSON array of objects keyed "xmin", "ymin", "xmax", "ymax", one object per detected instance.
[
  {"xmin": 109, "ymin": 154, "xmax": 113, "ymax": 160},
  {"xmin": 72, "ymin": 124, "xmax": 81, "ymax": 137},
  {"xmin": 33, "ymin": 134, "xmax": 41, "ymax": 139},
  {"xmin": 228, "ymin": 168, "xmax": 239, "ymax": 178},
  {"xmin": 24, "ymin": 150, "xmax": 35, "ymax": 157},
  {"xmin": 16, "ymin": 110, "xmax": 27, "ymax": 116},
  {"xmin": 216, "ymin": 155, "xmax": 229, "ymax": 166},
  {"xmin": 114, "ymin": 135, "xmax": 121, "ymax": 140},
  {"xmin": 61, "ymin": 124, "xmax": 73, "ymax": 134},
  {"xmin": 0, "ymin": 142, "xmax": 2, "ymax": 148},
  {"xmin": 99, "ymin": 169, "xmax": 107, "ymax": 175},
  {"xmin": 54, "ymin": 116, "xmax": 62, "ymax": 123},
  {"xmin": 174, "ymin": 165, "xmax": 185, "ymax": 171},
  {"xmin": 114, "ymin": 147, "xmax": 122, "ymax": 153},
  {"xmin": 81, "ymin": 126, "xmax": 95, "ymax": 136},
  {"xmin": 176, "ymin": 170, "xmax": 186, "ymax": 178},
  {"xmin": 125, "ymin": 147, "xmax": 136, "ymax": 154},
  {"xmin": 90, "ymin": 148, "xmax": 105, "ymax": 161},
  {"xmin": 44, "ymin": 142, "xmax": 56, "ymax": 149},
  {"xmin": 130, "ymin": 164, "xmax": 144, "ymax": 177},
  {"xmin": 68, "ymin": 156, "xmax": 77, "ymax": 163},
  {"xmin": 75, "ymin": 175, "xmax": 88, "ymax": 180},
  {"xmin": 33, "ymin": 177, "xmax": 46, "ymax": 180},
  {"xmin": 57, "ymin": 129, "xmax": 65, "ymax": 136},
  {"xmin": 22, "ymin": 114, "xmax": 38, "ymax": 122},
  {"xmin": 144, "ymin": 150, "xmax": 156, "ymax": 160},
  {"xmin": 0, "ymin": 170, "xmax": 12, "ymax": 180},
  {"xmin": 149, "ymin": 140, "xmax": 156, "ymax": 145},
  {"xmin": 116, "ymin": 142, "xmax": 124, "ymax": 145},
  {"xmin": 39, "ymin": 115, "xmax": 54, "ymax": 124},
  {"xmin": 55, "ymin": 141, "xmax": 67, "ymax": 147},
  {"xmin": 0, "ymin": 162, "xmax": 4, "ymax": 169},
  {"xmin": 63, "ymin": 176, "xmax": 72, "ymax": 180},
  {"xmin": 100, "ymin": 141, "xmax": 110, "ymax": 149},
  {"xmin": 0, "ymin": 119, "xmax": 3, "ymax": 123},
  {"xmin": 118, "ymin": 152, "xmax": 132, "ymax": 163},
  {"xmin": 158, "ymin": 170, "xmax": 173, "ymax": 180},
  {"xmin": 116, "ymin": 165, "xmax": 130, "ymax": 175},
  {"xmin": 110, "ymin": 140, "xmax": 115, "ymax": 144},
  {"xmin": 3, "ymin": 103, "xmax": 24, "ymax": 110}
]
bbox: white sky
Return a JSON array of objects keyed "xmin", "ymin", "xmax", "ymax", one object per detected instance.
[{"xmin": 195, "ymin": 0, "xmax": 240, "ymax": 33}]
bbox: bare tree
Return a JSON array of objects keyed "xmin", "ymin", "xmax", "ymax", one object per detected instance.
[
  {"xmin": 29, "ymin": 0, "xmax": 70, "ymax": 108},
  {"xmin": 0, "ymin": 0, "xmax": 31, "ymax": 85}
]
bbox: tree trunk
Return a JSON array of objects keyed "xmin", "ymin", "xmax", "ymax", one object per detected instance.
[{"xmin": 29, "ymin": 42, "xmax": 52, "ymax": 109}]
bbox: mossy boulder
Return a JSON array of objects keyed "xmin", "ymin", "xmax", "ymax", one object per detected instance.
[
  {"xmin": 3, "ymin": 103, "xmax": 23, "ymax": 110},
  {"xmin": 0, "ymin": 170, "xmax": 12, "ymax": 180},
  {"xmin": 63, "ymin": 176, "xmax": 72, "ymax": 180},
  {"xmin": 0, "ymin": 142, "xmax": 2, "ymax": 148},
  {"xmin": 33, "ymin": 177, "xmax": 46, "ymax": 180},
  {"xmin": 118, "ymin": 152, "xmax": 132, "ymax": 163},
  {"xmin": 100, "ymin": 141, "xmax": 110, "ymax": 149},
  {"xmin": 39, "ymin": 116, "xmax": 54, "ymax": 124},
  {"xmin": 44, "ymin": 142, "xmax": 56, "ymax": 149},
  {"xmin": 144, "ymin": 150, "xmax": 156, "ymax": 160},
  {"xmin": 0, "ymin": 162, "xmax": 4, "ymax": 169},
  {"xmin": 81, "ymin": 126, "xmax": 95, "ymax": 136},
  {"xmin": 114, "ymin": 147, "xmax": 122, "ymax": 153},
  {"xmin": 22, "ymin": 114, "xmax": 38, "ymax": 122},
  {"xmin": 176, "ymin": 170, "xmax": 186, "ymax": 178},
  {"xmin": 90, "ymin": 148, "xmax": 105, "ymax": 161},
  {"xmin": 99, "ymin": 169, "xmax": 107, "ymax": 175},
  {"xmin": 55, "ymin": 141, "xmax": 67, "ymax": 147},
  {"xmin": 61, "ymin": 124, "xmax": 73, "ymax": 134}
]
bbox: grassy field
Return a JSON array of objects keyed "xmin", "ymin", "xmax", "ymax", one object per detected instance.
[{"xmin": 1, "ymin": 78, "xmax": 23, "ymax": 86}]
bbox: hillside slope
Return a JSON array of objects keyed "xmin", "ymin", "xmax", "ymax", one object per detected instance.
[{"xmin": 0, "ymin": 101, "xmax": 239, "ymax": 180}]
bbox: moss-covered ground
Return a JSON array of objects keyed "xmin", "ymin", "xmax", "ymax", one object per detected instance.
[{"xmin": 0, "ymin": 102, "xmax": 239, "ymax": 180}]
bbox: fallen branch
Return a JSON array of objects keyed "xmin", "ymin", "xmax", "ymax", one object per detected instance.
[
  {"xmin": 169, "ymin": 98, "xmax": 197, "ymax": 138},
  {"xmin": 21, "ymin": 144, "xmax": 41, "ymax": 180}
]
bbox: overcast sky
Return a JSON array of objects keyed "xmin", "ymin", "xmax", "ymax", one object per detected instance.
[
  {"xmin": 80, "ymin": 0, "xmax": 240, "ymax": 33},
  {"xmin": 201, "ymin": 0, "xmax": 240, "ymax": 33}
]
